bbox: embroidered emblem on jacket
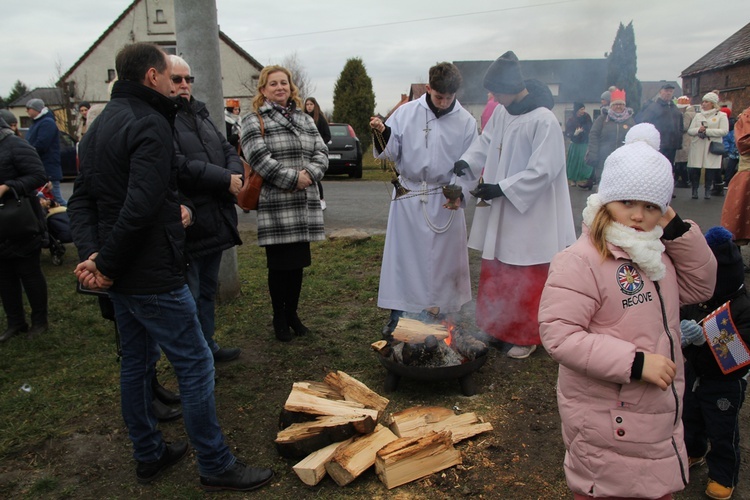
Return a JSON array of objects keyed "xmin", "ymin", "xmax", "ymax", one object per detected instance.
[{"xmin": 617, "ymin": 264, "xmax": 644, "ymax": 295}]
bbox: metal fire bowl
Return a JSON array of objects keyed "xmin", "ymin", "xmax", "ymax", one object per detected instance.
[{"xmin": 376, "ymin": 351, "xmax": 488, "ymax": 396}]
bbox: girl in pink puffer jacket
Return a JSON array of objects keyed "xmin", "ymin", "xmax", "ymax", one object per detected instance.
[{"xmin": 539, "ymin": 123, "xmax": 717, "ymax": 500}]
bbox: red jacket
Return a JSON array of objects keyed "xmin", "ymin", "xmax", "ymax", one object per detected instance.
[{"xmin": 539, "ymin": 221, "xmax": 716, "ymax": 498}]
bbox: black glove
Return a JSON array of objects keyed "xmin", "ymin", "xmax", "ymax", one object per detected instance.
[
  {"xmin": 471, "ymin": 183, "xmax": 503, "ymax": 200},
  {"xmin": 452, "ymin": 160, "xmax": 471, "ymax": 177}
]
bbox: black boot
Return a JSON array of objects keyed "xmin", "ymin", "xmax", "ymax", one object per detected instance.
[
  {"xmin": 285, "ymin": 269, "xmax": 308, "ymax": 336},
  {"xmin": 269, "ymin": 269, "xmax": 292, "ymax": 341},
  {"xmin": 152, "ymin": 398, "xmax": 182, "ymax": 422},
  {"xmin": 705, "ymin": 188, "xmax": 711, "ymax": 200},
  {"xmin": 152, "ymin": 376, "xmax": 181, "ymax": 405},
  {"xmin": 273, "ymin": 315, "xmax": 292, "ymax": 342},
  {"xmin": 0, "ymin": 323, "xmax": 28, "ymax": 342},
  {"xmin": 689, "ymin": 168, "xmax": 701, "ymax": 200}
]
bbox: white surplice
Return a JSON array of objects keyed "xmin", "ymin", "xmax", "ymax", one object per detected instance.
[
  {"xmin": 462, "ymin": 104, "xmax": 576, "ymax": 265},
  {"xmin": 375, "ymin": 95, "xmax": 478, "ymax": 313}
]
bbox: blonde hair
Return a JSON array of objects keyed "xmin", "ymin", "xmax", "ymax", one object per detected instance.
[
  {"xmin": 589, "ymin": 205, "xmax": 615, "ymax": 260},
  {"xmin": 252, "ymin": 65, "xmax": 301, "ymax": 111}
]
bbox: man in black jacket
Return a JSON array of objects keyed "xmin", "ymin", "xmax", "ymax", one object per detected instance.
[
  {"xmin": 636, "ymin": 83, "xmax": 683, "ymax": 168},
  {"xmin": 68, "ymin": 43, "xmax": 272, "ymax": 492},
  {"xmin": 170, "ymin": 55, "xmax": 243, "ymax": 363}
]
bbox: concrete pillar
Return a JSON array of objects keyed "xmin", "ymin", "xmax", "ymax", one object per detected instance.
[{"xmin": 174, "ymin": 0, "xmax": 241, "ymax": 301}]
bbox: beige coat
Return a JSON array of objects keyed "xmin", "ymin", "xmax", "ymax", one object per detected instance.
[
  {"xmin": 674, "ymin": 106, "xmax": 695, "ymax": 164},
  {"xmin": 687, "ymin": 108, "xmax": 728, "ymax": 170}
]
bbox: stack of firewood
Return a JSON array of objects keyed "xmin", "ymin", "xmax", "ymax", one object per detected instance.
[{"xmin": 275, "ymin": 370, "xmax": 493, "ymax": 489}]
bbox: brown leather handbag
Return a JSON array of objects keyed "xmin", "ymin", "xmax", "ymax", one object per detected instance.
[{"xmin": 237, "ymin": 113, "xmax": 265, "ymax": 211}]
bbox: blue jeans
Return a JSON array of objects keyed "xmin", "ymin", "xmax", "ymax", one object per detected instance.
[
  {"xmin": 185, "ymin": 251, "xmax": 222, "ymax": 353},
  {"xmin": 50, "ymin": 180, "xmax": 66, "ymax": 206},
  {"xmin": 109, "ymin": 285, "xmax": 235, "ymax": 476}
]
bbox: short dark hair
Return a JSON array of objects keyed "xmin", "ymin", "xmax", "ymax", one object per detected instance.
[
  {"xmin": 428, "ymin": 62, "xmax": 463, "ymax": 94},
  {"xmin": 115, "ymin": 43, "xmax": 168, "ymax": 83}
]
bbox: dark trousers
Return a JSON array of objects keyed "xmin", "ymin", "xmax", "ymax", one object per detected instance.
[
  {"xmin": 689, "ymin": 167, "xmax": 717, "ymax": 193},
  {"xmin": 683, "ymin": 363, "xmax": 747, "ymax": 488},
  {"xmin": 0, "ymin": 250, "xmax": 48, "ymax": 328}
]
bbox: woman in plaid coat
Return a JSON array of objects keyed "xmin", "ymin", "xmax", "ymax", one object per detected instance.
[{"xmin": 241, "ymin": 65, "xmax": 328, "ymax": 341}]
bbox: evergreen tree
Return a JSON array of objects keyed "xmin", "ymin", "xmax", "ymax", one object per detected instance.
[
  {"xmin": 606, "ymin": 22, "xmax": 642, "ymax": 113},
  {"xmin": 6, "ymin": 80, "xmax": 30, "ymax": 105},
  {"xmin": 332, "ymin": 58, "xmax": 375, "ymax": 152}
]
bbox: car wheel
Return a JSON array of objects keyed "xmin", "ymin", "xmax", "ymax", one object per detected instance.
[{"xmin": 351, "ymin": 160, "xmax": 363, "ymax": 179}]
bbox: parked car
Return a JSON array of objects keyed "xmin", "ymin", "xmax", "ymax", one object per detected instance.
[
  {"xmin": 18, "ymin": 127, "xmax": 78, "ymax": 179},
  {"xmin": 326, "ymin": 123, "xmax": 362, "ymax": 178}
]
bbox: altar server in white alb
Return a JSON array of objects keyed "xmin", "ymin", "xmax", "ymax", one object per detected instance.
[
  {"xmin": 370, "ymin": 62, "xmax": 478, "ymax": 335},
  {"xmin": 455, "ymin": 50, "xmax": 576, "ymax": 359}
]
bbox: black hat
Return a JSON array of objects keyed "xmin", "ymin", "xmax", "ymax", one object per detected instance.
[
  {"xmin": 483, "ymin": 51, "xmax": 525, "ymax": 95},
  {"xmin": 573, "ymin": 102, "xmax": 585, "ymax": 112},
  {"xmin": 705, "ymin": 226, "xmax": 744, "ymax": 302},
  {"xmin": 660, "ymin": 83, "xmax": 676, "ymax": 90}
]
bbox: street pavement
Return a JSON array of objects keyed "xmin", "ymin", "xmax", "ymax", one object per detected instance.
[{"xmin": 62, "ymin": 179, "xmax": 727, "ymax": 236}]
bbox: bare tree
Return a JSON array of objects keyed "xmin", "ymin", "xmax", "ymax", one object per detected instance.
[
  {"xmin": 281, "ymin": 52, "xmax": 316, "ymax": 100},
  {"xmin": 50, "ymin": 57, "xmax": 80, "ymax": 138}
]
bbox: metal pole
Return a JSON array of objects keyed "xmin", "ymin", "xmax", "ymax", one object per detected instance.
[{"xmin": 174, "ymin": 0, "xmax": 241, "ymax": 301}]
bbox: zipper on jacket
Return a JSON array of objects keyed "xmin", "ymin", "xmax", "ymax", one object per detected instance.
[
  {"xmin": 653, "ymin": 282, "xmax": 679, "ymax": 423},
  {"xmin": 671, "ymin": 437, "xmax": 688, "ymax": 486},
  {"xmin": 655, "ymin": 282, "xmax": 688, "ymax": 486}
]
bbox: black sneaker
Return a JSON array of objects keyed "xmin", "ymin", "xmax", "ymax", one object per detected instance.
[
  {"xmin": 136, "ymin": 441, "xmax": 189, "ymax": 484},
  {"xmin": 200, "ymin": 461, "xmax": 273, "ymax": 492},
  {"xmin": 213, "ymin": 347, "xmax": 242, "ymax": 363}
]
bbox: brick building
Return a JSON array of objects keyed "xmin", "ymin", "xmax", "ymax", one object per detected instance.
[{"xmin": 680, "ymin": 21, "xmax": 750, "ymax": 114}]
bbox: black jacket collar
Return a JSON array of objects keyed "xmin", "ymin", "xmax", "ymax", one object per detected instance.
[
  {"xmin": 505, "ymin": 79, "xmax": 555, "ymax": 116},
  {"xmin": 111, "ymin": 80, "xmax": 179, "ymax": 124}
]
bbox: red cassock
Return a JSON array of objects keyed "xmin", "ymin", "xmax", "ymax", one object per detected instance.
[{"xmin": 476, "ymin": 259, "xmax": 549, "ymax": 345}]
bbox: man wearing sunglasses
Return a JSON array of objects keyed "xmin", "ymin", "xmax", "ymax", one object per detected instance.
[{"xmin": 169, "ymin": 55, "xmax": 244, "ymax": 364}]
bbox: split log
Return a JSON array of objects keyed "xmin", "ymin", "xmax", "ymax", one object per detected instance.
[
  {"xmin": 449, "ymin": 329, "xmax": 489, "ymax": 360},
  {"xmin": 324, "ymin": 424, "xmax": 399, "ymax": 486},
  {"xmin": 275, "ymin": 415, "xmax": 376, "ymax": 459},
  {"xmin": 283, "ymin": 383, "xmax": 379, "ymax": 421},
  {"xmin": 292, "ymin": 437, "xmax": 354, "ymax": 486},
  {"xmin": 386, "ymin": 406, "xmax": 494, "ymax": 444},
  {"xmin": 324, "ymin": 370, "xmax": 389, "ymax": 414},
  {"xmin": 375, "ymin": 431, "xmax": 461, "ymax": 489},
  {"xmin": 392, "ymin": 318, "xmax": 449, "ymax": 343}
]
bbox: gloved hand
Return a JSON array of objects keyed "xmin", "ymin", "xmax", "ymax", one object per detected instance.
[
  {"xmin": 680, "ymin": 319, "xmax": 705, "ymax": 348},
  {"xmin": 452, "ymin": 160, "xmax": 471, "ymax": 177},
  {"xmin": 470, "ymin": 183, "xmax": 503, "ymax": 200}
]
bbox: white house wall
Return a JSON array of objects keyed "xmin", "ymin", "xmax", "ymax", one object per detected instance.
[{"xmin": 64, "ymin": 0, "xmax": 259, "ymax": 107}]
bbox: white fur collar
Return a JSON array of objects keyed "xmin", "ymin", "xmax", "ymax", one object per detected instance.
[{"xmin": 583, "ymin": 194, "xmax": 666, "ymax": 281}]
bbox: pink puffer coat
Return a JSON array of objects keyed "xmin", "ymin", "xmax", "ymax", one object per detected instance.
[{"xmin": 539, "ymin": 221, "xmax": 716, "ymax": 498}]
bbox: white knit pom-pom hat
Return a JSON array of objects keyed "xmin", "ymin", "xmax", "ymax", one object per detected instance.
[{"xmin": 597, "ymin": 123, "xmax": 674, "ymax": 213}]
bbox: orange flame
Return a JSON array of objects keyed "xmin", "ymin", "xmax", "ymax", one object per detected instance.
[{"xmin": 442, "ymin": 320, "xmax": 456, "ymax": 347}]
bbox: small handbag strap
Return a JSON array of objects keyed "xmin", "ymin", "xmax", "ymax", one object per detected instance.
[{"xmin": 236, "ymin": 111, "xmax": 265, "ymax": 157}]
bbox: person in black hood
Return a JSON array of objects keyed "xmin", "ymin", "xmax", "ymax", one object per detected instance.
[
  {"xmin": 170, "ymin": 55, "xmax": 244, "ymax": 364},
  {"xmin": 453, "ymin": 50, "xmax": 576, "ymax": 360}
]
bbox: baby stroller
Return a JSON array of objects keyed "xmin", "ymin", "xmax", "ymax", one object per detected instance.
[{"xmin": 37, "ymin": 189, "xmax": 72, "ymax": 266}]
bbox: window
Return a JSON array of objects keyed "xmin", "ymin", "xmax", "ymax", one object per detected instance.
[
  {"xmin": 155, "ymin": 9, "xmax": 166, "ymax": 24},
  {"xmin": 107, "ymin": 69, "xmax": 116, "ymax": 82},
  {"xmin": 161, "ymin": 45, "xmax": 177, "ymax": 55},
  {"xmin": 691, "ymin": 77, "xmax": 699, "ymax": 97},
  {"xmin": 547, "ymin": 84, "xmax": 559, "ymax": 96}
]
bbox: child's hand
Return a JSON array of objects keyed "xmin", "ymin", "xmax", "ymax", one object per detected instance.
[
  {"xmin": 658, "ymin": 206, "xmax": 676, "ymax": 228},
  {"xmin": 641, "ymin": 353, "xmax": 676, "ymax": 390},
  {"xmin": 680, "ymin": 319, "xmax": 705, "ymax": 347}
]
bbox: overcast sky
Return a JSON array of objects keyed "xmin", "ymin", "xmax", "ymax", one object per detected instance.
[{"xmin": 3, "ymin": 0, "xmax": 748, "ymax": 114}]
